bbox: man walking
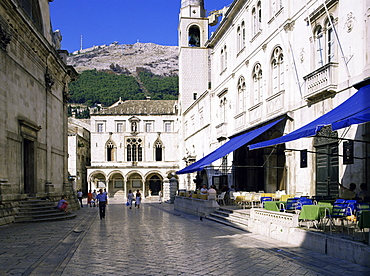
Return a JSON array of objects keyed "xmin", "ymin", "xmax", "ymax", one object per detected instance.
[
  {"xmin": 97, "ymin": 189, "xmax": 108, "ymax": 219},
  {"xmin": 77, "ymin": 189, "xmax": 83, "ymax": 208}
]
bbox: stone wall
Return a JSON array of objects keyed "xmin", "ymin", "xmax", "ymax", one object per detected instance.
[{"xmin": 174, "ymin": 196, "xmax": 219, "ymax": 217}]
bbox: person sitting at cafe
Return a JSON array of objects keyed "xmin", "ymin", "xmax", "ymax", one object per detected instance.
[
  {"xmin": 200, "ymin": 184, "xmax": 208, "ymax": 195},
  {"xmin": 358, "ymin": 183, "xmax": 370, "ymax": 202},
  {"xmin": 208, "ymin": 185, "xmax": 217, "ymax": 200},
  {"xmin": 338, "ymin": 182, "xmax": 357, "ymax": 200}
]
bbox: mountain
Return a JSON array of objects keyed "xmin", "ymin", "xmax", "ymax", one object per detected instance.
[
  {"xmin": 67, "ymin": 42, "xmax": 179, "ymax": 77},
  {"xmin": 66, "ymin": 42, "xmax": 179, "ymax": 116}
]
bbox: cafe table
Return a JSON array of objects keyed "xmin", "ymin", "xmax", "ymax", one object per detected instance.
[
  {"xmin": 299, "ymin": 204, "xmax": 333, "ymax": 228},
  {"xmin": 264, "ymin": 201, "xmax": 286, "ymax": 212}
]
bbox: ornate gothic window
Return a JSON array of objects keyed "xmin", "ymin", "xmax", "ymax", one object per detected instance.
[
  {"xmin": 126, "ymin": 138, "xmax": 143, "ymax": 162},
  {"xmin": 271, "ymin": 47, "xmax": 284, "ymax": 95},
  {"xmin": 252, "ymin": 63, "xmax": 263, "ymax": 106},
  {"xmin": 106, "ymin": 140, "xmax": 116, "ymax": 162},
  {"xmin": 237, "ymin": 77, "xmax": 245, "ymax": 113},
  {"xmin": 154, "ymin": 140, "xmax": 163, "ymax": 161}
]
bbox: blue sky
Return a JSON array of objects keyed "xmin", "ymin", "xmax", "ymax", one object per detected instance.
[{"xmin": 50, "ymin": 0, "xmax": 233, "ymax": 53}]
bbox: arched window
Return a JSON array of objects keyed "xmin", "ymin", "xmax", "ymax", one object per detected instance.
[
  {"xmin": 252, "ymin": 63, "xmax": 263, "ymax": 106},
  {"xmin": 252, "ymin": 8, "xmax": 257, "ymax": 35},
  {"xmin": 237, "ymin": 22, "xmax": 245, "ymax": 53},
  {"xmin": 19, "ymin": 0, "xmax": 43, "ymax": 32},
  {"xmin": 220, "ymin": 46, "xmax": 227, "ymax": 71},
  {"xmin": 326, "ymin": 17, "xmax": 336, "ymax": 62},
  {"xmin": 241, "ymin": 21, "xmax": 246, "ymax": 48},
  {"xmin": 154, "ymin": 140, "xmax": 163, "ymax": 161},
  {"xmin": 271, "ymin": 46, "xmax": 284, "ymax": 95},
  {"xmin": 106, "ymin": 140, "xmax": 116, "ymax": 162},
  {"xmin": 314, "ymin": 16, "xmax": 336, "ymax": 68},
  {"xmin": 237, "ymin": 77, "xmax": 245, "ymax": 113},
  {"xmin": 315, "ymin": 26, "xmax": 324, "ymax": 67},
  {"xmin": 126, "ymin": 138, "xmax": 143, "ymax": 162},
  {"xmin": 237, "ymin": 26, "xmax": 241, "ymax": 52},
  {"xmin": 188, "ymin": 25, "xmax": 200, "ymax": 47},
  {"xmin": 257, "ymin": 1, "xmax": 262, "ymax": 28},
  {"xmin": 220, "ymin": 97, "xmax": 227, "ymax": 123},
  {"xmin": 221, "ymin": 48, "xmax": 224, "ymax": 71}
]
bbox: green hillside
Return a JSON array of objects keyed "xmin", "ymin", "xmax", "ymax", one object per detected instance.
[{"xmin": 68, "ymin": 69, "xmax": 179, "ymax": 116}]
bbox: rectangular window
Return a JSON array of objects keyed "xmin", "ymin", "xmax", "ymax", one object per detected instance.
[
  {"xmin": 114, "ymin": 180, "xmax": 123, "ymax": 188},
  {"xmin": 164, "ymin": 121, "xmax": 173, "ymax": 132},
  {"xmin": 97, "ymin": 123, "xmax": 103, "ymax": 133},
  {"xmin": 116, "ymin": 122, "xmax": 124, "ymax": 132},
  {"xmin": 145, "ymin": 121, "xmax": 154, "ymax": 132}
]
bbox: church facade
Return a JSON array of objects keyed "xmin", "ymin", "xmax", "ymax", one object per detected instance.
[
  {"xmin": 0, "ymin": 0, "xmax": 77, "ymax": 225},
  {"xmin": 177, "ymin": 0, "xmax": 370, "ymax": 197}
]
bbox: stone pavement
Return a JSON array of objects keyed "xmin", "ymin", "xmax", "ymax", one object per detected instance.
[{"xmin": 0, "ymin": 200, "xmax": 370, "ymax": 276}]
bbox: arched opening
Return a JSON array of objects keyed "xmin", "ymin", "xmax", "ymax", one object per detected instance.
[
  {"xmin": 188, "ymin": 25, "xmax": 200, "ymax": 47},
  {"xmin": 148, "ymin": 175, "xmax": 163, "ymax": 196}
]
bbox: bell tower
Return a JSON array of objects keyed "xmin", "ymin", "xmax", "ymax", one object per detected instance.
[{"xmin": 178, "ymin": 0, "xmax": 209, "ymax": 111}]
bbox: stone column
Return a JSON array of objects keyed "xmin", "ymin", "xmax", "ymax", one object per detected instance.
[
  {"xmin": 162, "ymin": 178, "xmax": 170, "ymax": 201},
  {"xmin": 169, "ymin": 177, "xmax": 178, "ymax": 204}
]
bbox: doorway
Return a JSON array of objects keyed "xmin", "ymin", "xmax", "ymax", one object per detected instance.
[
  {"xmin": 23, "ymin": 138, "xmax": 35, "ymax": 194},
  {"xmin": 148, "ymin": 175, "xmax": 162, "ymax": 195},
  {"xmin": 315, "ymin": 143, "xmax": 339, "ymax": 197}
]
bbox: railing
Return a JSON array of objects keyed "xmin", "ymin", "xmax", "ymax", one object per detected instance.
[
  {"xmin": 303, "ymin": 62, "xmax": 338, "ymax": 101},
  {"xmin": 216, "ymin": 122, "xmax": 227, "ymax": 139}
]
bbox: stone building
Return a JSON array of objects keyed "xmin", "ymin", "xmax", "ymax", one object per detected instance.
[
  {"xmin": 177, "ymin": 0, "xmax": 370, "ymax": 197},
  {"xmin": 87, "ymin": 99, "xmax": 179, "ymax": 200},
  {"xmin": 0, "ymin": 0, "xmax": 77, "ymax": 225},
  {"xmin": 68, "ymin": 117, "xmax": 91, "ymax": 193}
]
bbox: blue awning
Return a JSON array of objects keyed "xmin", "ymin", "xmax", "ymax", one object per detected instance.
[
  {"xmin": 176, "ymin": 118, "xmax": 283, "ymax": 174},
  {"xmin": 249, "ymin": 84, "xmax": 370, "ymax": 150}
]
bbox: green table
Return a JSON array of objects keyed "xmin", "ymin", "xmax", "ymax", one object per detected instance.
[
  {"xmin": 299, "ymin": 205, "xmax": 333, "ymax": 221},
  {"xmin": 317, "ymin": 201, "xmax": 333, "ymax": 206},
  {"xmin": 358, "ymin": 210, "xmax": 370, "ymax": 230},
  {"xmin": 264, "ymin": 201, "xmax": 286, "ymax": 212}
]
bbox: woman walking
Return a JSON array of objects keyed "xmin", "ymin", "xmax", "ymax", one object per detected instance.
[
  {"xmin": 127, "ymin": 190, "xmax": 134, "ymax": 209},
  {"xmin": 135, "ymin": 190, "xmax": 142, "ymax": 209}
]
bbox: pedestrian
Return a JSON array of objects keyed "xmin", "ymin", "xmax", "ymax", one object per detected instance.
[
  {"xmin": 127, "ymin": 190, "xmax": 134, "ymax": 209},
  {"xmin": 135, "ymin": 190, "xmax": 142, "ymax": 208},
  {"xmin": 77, "ymin": 189, "xmax": 83, "ymax": 208},
  {"xmin": 92, "ymin": 189, "xmax": 97, "ymax": 207},
  {"xmin": 158, "ymin": 190, "xmax": 162, "ymax": 204},
  {"xmin": 57, "ymin": 196, "xmax": 69, "ymax": 212},
  {"xmin": 87, "ymin": 190, "xmax": 93, "ymax": 207},
  {"xmin": 96, "ymin": 189, "xmax": 108, "ymax": 219}
]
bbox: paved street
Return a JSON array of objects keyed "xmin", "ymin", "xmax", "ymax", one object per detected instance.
[{"xmin": 0, "ymin": 200, "xmax": 369, "ymax": 276}]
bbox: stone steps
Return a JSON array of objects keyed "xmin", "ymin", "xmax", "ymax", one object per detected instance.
[
  {"xmin": 15, "ymin": 199, "xmax": 76, "ymax": 223},
  {"xmin": 206, "ymin": 207, "xmax": 250, "ymax": 231}
]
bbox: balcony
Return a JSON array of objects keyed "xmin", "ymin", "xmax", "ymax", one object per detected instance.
[
  {"xmin": 216, "ymin": 122, "xmax": 227, "ymax": 141},
  {"xmin": 303, "ymin": 62, "xmax": 338, "ymax": 102}
]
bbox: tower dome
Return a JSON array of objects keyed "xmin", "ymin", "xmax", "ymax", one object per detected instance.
[{"xmin": 181, "ymin": 0, "xmax": 204, "ymax": 8}]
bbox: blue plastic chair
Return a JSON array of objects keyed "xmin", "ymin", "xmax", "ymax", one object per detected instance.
[
  {"xmin": 260, "ymin": 197, "xmax": 272, "ymax": 208},
  {"xmin": 285, "ymin": 197, "xmax": 300, "ymax": 213}
]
